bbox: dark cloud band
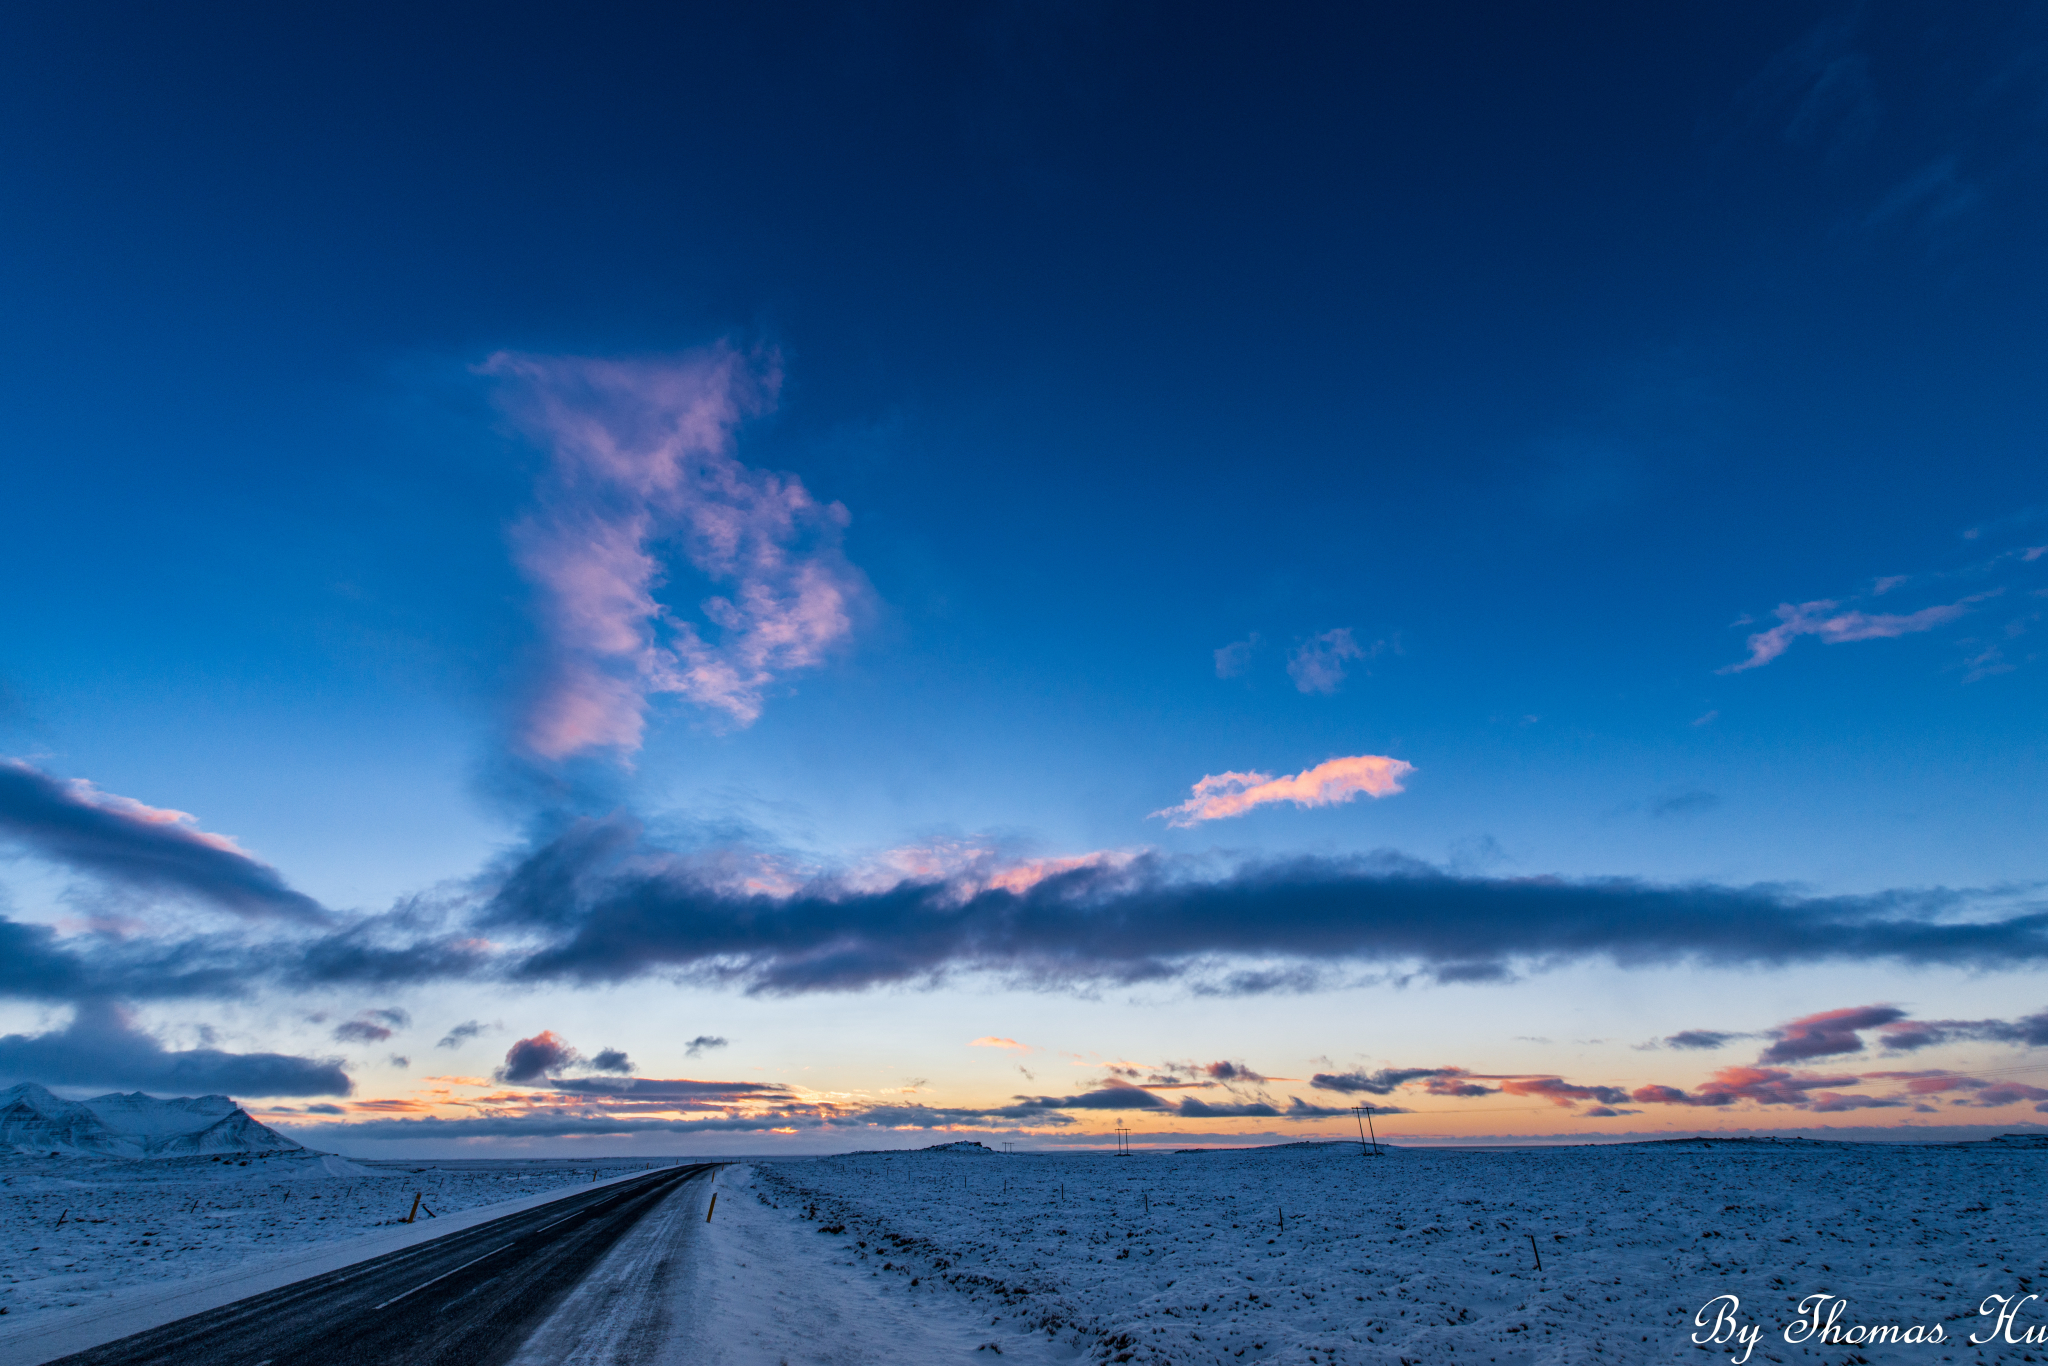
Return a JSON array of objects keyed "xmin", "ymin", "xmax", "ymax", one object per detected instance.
[
  {"xmin": 473, "ymin": 822, "xmax": 2048, "ymax": 995},
  {"xmin": 0, "ymin": 1002, "xmax": 350, "ymax": 1098},
  {"xmin": 5, "ymin": 817, "xmax": 2047, "ymax": 1003},
  {"xmin": 0, "ymin": 760, "xmax": 325, "ymax": 921}
]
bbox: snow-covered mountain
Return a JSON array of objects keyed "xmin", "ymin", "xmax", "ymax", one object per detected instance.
[{"xmin": 0, "ymin": 1082, "xmax": 304, "ymax": 1157}]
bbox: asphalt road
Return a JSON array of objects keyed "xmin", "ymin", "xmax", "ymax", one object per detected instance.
[{"xmin": 45, "ymin": 1165, "xmax": 715, "ymax": 1366}]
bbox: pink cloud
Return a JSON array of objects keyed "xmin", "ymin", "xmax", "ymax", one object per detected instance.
[
  {"xmin": 37, "ymin": 772, "xmax": 251, "ymax": 858},
  {"xmin": 1756, "ymin": 1003, "xmax": 1905, "ymax": 1063},
  {"xmin": 981, "ymin": 854, "xmax": 1136, "ymax": 895},
  {"xmin": 487, "ymin": 347, "xmax": 865, "ymax": 757},
  {"xmin": 1860, "ymin": 1070, "xmax": 1984, "ymax": 1095},
  {"xmin": 1961, "ymin": 1081, "xmax": 2048, "ymax": 1107},
  {"xmin": 970, "ymin": 1037, "xmax": 1033, "ymax": 1053},
  {"xmin": 1151, "ymin": 754, "xmax": 1414, "ymax": 827},
  {"xmin": 1632, "ymin": 1065, "xmax": 1864, "ymax": 1108},
  {"xmin": 1721, "ymin": 594, "xmax": 1989, "ymax": 673},
  {"xmin": 0, "ymin": 758, "xmax": 324, "ymax": 920},
  {"xmin": 1805, "ymin": 1091, "xmax": 1907, "ymax": 1113},
  {"xmin": 1861, "ymin": 1071, "xmax": 2048, "ymax": 1107},
  {"xmin": 858, "ymin": 839, "xmax": 1138, "ymax": 901},
  {"xmin": 1498, "ymin": 1076, "xmax": 1630, "ymax": 1108}
]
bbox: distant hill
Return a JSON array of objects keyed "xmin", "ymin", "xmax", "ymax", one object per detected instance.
[
  {"xmin": 0, "ymin": 1081, "xmax": 305, "ymax": 1158},
  {"xmin": 838, "ymin": 1140, "xmax": 997, "ymax": 1157}
]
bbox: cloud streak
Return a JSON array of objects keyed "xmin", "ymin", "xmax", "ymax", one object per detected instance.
[
  {"xmin": 1756, "ymin": 1004, "xmax": 1907, "ymax": 1063},
  {"xmin": 1151, "ymin": 755, "xmax": 1415, "ymax": 828},
  {"xmin": 1723, "ymin": 596, "xmax": 1984, "ymax": 672},
  {"xmin": 1663, "ymin": 1030, "xmax": 1741, "ymax": 1050},
  {"xmin": 1310, "ymin": 1066, "xmax": 1479, "ymax": 1096},
  {"xmin": 0, "ymin": 759, "xmax": 325, "ymax": 920},
  {"xmin": 488, "ymin": 347, "xmax": 865, "ymax": 756}
]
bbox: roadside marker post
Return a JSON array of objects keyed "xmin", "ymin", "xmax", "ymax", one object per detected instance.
[{"xmin": 705, "ymin": 1192, "xmax": 718, "ymax": 1222}]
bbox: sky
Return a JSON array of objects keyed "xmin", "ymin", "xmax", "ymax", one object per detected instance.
[{"xmin": 2, "ymin": 1, "xmax": 2046, "ymax": 1154}]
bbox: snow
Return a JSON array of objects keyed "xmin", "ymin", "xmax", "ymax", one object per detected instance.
[
  {"xmin": 0, "ymin": 1150, "xmax": 662, "ymax": 1328},
  {"xmin": 518, "ymin": 1163, "xmax": 1077, "ymax": 1366},
  {"xmin": 8, "ymin": 1137, "xmax": 2045, "ymax": 1364},
  {"xmin": 746, "ymin": 1138, "xmax": 2048, "ymax": 1364},
  {"xmin": 0, "ymin": 1084, "xmax": 300, "ymax": 1159}
]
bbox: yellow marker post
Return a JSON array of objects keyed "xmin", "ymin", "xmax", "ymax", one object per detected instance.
[{"xmin": 705, "ymin": 1192, "xmax": 718, "ymax": 1222}]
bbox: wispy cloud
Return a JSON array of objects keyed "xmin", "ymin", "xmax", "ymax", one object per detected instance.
[
  {"xmin": 487, "ymin": 347, "xmax": 866, "ymax": 757},
  {"xmin": 0, "ymin": 759, "xmax": 326, "ymax": 921},
  {"xmin": 1722, "ymin": 596, "xmax": 1986, "ymax": 672},
  {"xmin": 1633, "ymin": 1066, "xmax": 1867, "ymax": 1109},
  {"xmin": 332, "ymin": 1008, "xmax": 410, "ymax": 1044},
  {"xmin": 1732, "ymin": 12, "xmax": 1877, "ymax": 160},
  {"xmin": 510, "ymin": 1076, "xmax": 791, "ymax": 1102},
  {"xmin": 1499, "ymin": 1077, "xmax": 1632, "ymax": 1108},
  {"xmin": 1663, "ymin": 1029, "xmax": 1742, "ymax": 1051},
  {"xmin": 1875, "ymin": 1008, "xmax": 2048, "ymax": 1052},
  {"xmin": 1293, "ymin": 1021, "xmax": 2048, "ymax": 1119},
  {"xmin": 436, "ymin": 1020, "xmax": 488, "ymax": 1049},
  {"xmin": 1213, "ymin": 634, "xmax": 1259, "ymax": 679},
  {"xmin": 1286, "ymin": 628, "xmax": 1375, "ymax": 694},
  {"xmin": 857, "ymin": 839, "xmax": 1138, "ymax": 901},
  {"xmin": 1151, "ymin": 755, "xmax": 1414, "ymax": 827},
  {"xmin": 1310, "ymin": 1066, "xmax": 1497, "ymax": 1100},
  {"xmin": 1659, "ymin": 1004, "xmax": 2048, "ymax": 1062},
  {"xmin": 1649, "ymin": 790, "xmax": 1720, "ymax": 819},
  {"xmin": 970, "ymin": 1036, "xmax": 1033, "ymax": 1053},
  {"xmin": 1722, "ymin": 529, "xmax": 2048, "ymax": 674}
]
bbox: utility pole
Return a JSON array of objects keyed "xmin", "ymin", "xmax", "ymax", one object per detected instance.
[{"xmin": 1353, "ymin": 1105, "xmax": 1382, "ymax": 1157}]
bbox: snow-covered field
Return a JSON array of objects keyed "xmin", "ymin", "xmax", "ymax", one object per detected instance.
[
  {"xmin": 749, "ymin": 1138, "xmax": 2048, "ymax": 1365},
  {"xmin": 0, "ymin": 1151, "xmax": 660, "ymax": 1323},
  {"xmin": 8, "ymin": 1138, "xmax": 2047, "ymax": 1363}
]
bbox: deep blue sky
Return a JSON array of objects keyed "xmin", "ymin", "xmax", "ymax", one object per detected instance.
[{"xmin": 1, "ymin": 3, "xmax": 2045, "ymax": 1147}]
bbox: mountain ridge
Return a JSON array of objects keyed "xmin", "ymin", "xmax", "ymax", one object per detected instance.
[{"xmin": 0, "ymin": 1081, "xmax": 305, "ymax": 1158}]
